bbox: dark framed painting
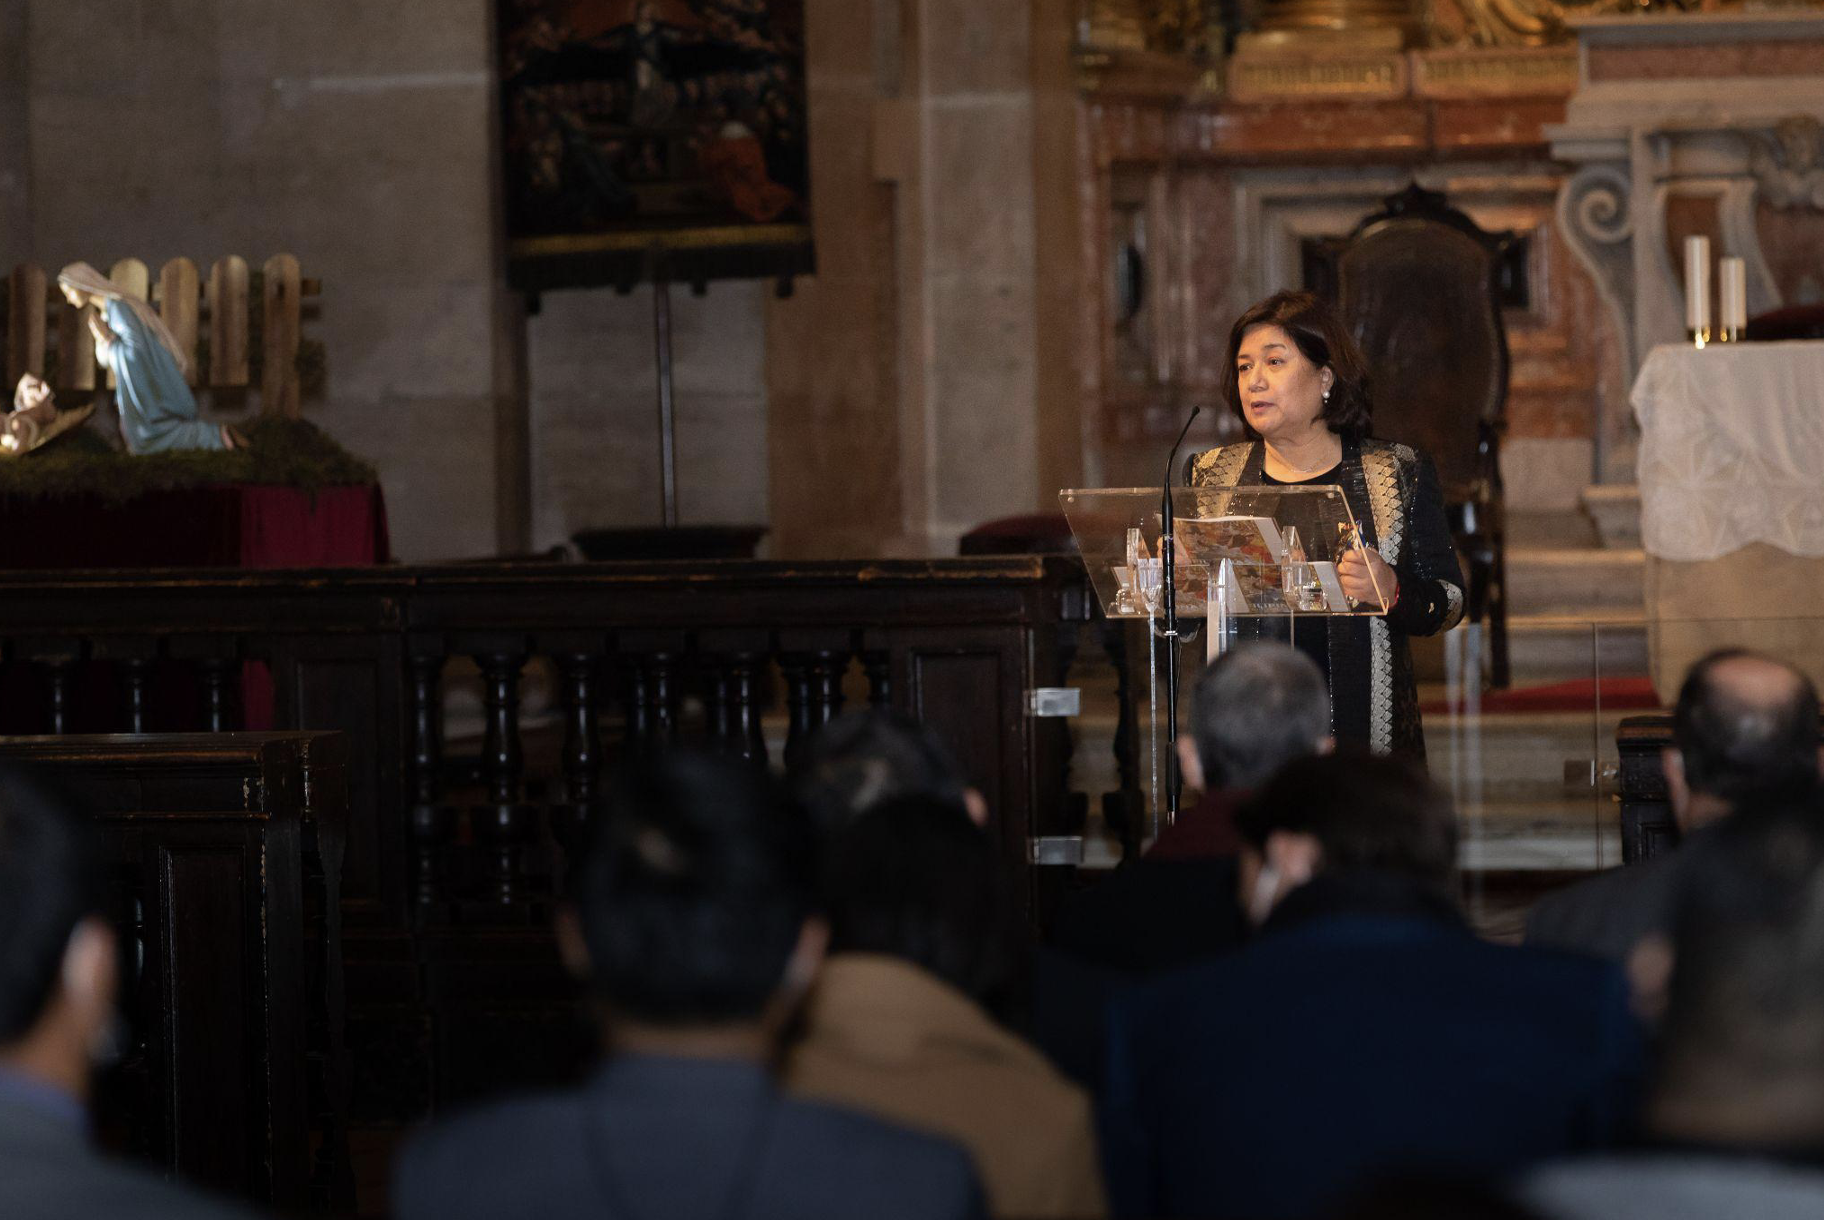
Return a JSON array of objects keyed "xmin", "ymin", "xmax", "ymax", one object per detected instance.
[{"xmin": 497, "ymin": 0, "xmax": 813, "ymax": 291}]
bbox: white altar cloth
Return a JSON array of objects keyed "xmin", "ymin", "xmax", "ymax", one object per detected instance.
[
  {"xmin": 1633, "ymin": 341, "xmax": 1824, "ymax": 696},
  {"xmin": 1634, "ymin": 340, "xmax": 1824, "ymax": 562}
]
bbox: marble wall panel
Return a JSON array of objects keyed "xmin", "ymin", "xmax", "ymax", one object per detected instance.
[
  {"xmin": 923, "ymin": 0, "xmax": 1031, "ymax": 95},
  {"xmin": 926, "ymin": 101, "xmax": 1037, "ymax": 278}
]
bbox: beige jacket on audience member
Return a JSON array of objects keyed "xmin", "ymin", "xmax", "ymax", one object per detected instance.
[{"xmin": 785, "ymin": 953, "xmax": 1108, "ymax": 1220}]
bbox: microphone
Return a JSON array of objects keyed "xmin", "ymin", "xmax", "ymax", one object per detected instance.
[
  {"xmin": 1161, "ymin": 404, "xmax": 1202, "ymax": 521},
  {"xmin": 1159, "ymin": 405, "xmax": 1200, "ymax": 829}
]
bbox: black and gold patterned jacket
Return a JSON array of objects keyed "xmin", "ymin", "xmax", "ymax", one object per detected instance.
[{"xmin": 1187, "ymin": 435, "xmax": 1465, "ymax": 760}]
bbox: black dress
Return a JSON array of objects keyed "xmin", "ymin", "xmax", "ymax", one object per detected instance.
[{"xmin": 1186, "ymin": 435, "xmax": 1464, "ymax": 760}]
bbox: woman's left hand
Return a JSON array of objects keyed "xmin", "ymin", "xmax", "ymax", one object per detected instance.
[{"xmin": 1338, "ymin": 545, "xmax": 1397, "ymax": 610}]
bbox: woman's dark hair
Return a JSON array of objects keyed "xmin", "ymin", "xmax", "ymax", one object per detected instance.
[
  {"xmin": 1223, "ymin": 290, "xmax": 1374, "ymax": 438},
  {"xmin": 572, "ymin": 749, "xmax": 818, "ymax": 1025},
  {"xmin": 823, "ymin": 795, "xmax": 1014, "ymax": 1003},
  {"xmin": 1235, "ymin": 753, "xmax": 1457, "ymax": 896}
]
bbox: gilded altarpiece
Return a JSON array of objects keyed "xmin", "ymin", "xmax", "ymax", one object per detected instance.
[{"xmin": 1073, "ymin": 0, "xmax": 1676, "ymax": 504}]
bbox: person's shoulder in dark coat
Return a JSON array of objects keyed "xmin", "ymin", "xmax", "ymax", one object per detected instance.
[
  {"xmin": 1524, "ymin": 849, "xmax": 1688, "ymax": 962},
  {"xmin": 1100, "ymin": 914, "xmax": 1646, "ymax": 1220},
  {"xmin": 393, "ymin": 1057, "xmax": 986, "ymax": 1220},
  {"xmin": 0, "ymin": 1093, "xmax": 254, "ymax": 1220}
]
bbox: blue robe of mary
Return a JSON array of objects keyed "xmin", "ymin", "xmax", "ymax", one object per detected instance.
[{"xmin": 100, "ymin": 299, "xmax": 225, "ymax": 454}]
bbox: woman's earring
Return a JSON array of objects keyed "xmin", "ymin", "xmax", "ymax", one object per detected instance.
[{"xmin": 1322, "ymin": 387, "xmax": 1332, "ymax": 404}]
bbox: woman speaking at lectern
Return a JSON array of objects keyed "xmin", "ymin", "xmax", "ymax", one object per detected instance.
[{"xmin": 1188, "ymin": 290, "xmax": 1463, "ymax": 760}]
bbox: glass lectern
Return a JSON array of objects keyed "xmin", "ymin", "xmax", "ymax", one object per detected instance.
[{"xmin": 1059, "ymin": 484, "xmax": 1388, "ymax": 842}]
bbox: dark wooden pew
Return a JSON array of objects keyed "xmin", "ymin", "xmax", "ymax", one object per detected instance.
[{"xmin": 0, "ymin": 732, "xmax": 351, "ymax": 1212}]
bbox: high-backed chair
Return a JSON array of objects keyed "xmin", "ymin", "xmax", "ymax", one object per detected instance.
[{"xmin": 1306, "ymin": 183, "xmax": 1516, "ymax": 688}]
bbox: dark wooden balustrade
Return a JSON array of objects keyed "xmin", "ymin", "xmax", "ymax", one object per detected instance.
[
  {"xmin": 0, "ymin": 558, "xmax": 1116, "ymax": 1179},
  {"xmin": 0, "ymin": 732, "xmax": 350, "ymax": 1212}
]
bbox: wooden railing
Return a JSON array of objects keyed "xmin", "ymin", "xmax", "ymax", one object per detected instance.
[
  {"xmin": 0, "ymin": 558, "xmax": 1119, "ymax": 1138},
  {"xmin": 2, "ymin": 255, "xmax": 319, "ymax": 416}
]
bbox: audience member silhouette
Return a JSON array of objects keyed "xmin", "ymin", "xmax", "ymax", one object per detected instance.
[
  {"xmin": 793, "ymin": 708, "xmax": 988, "ymax": 831},
  {"xmin": 0, "ymin": 766, "xmax": 250, "ymax": 1219},
  {"xmin": 1520, "ymin": 798, "xmax": 1824, "ymax": 1218},
  {"xmin": 1100, "ymin": 755, "xmax": 1645, "ymax": 1220},
  {"xmin": 1527, "ymin": 649, "xmax": 1821, "ymax": 961},
  {"xmin": 786, "ymin": 796, "xmax": 1107, "ymax": 1218},
  {"xmin": 1050, "ymin": 643, "xmax": 1329, "ymax": 974},
  {"xmin": 393, "ymin": 750, "xmax": 986, "ymax": 1220}
]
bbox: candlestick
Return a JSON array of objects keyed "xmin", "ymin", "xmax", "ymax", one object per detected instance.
[
  {"xmin": 1719, "ymin": 257, "xmax": 1746, "ymax": 342},
  {"xmin": 1685, "ymin": 235, "xmax": 1711, "ymax": 346}
]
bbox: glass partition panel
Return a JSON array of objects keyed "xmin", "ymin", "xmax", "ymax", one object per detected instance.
[{"xmin": 1077, "ymin": 612, "xmax": 1824, "ymax": 937}]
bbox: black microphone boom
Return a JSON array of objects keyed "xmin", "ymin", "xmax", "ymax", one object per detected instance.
[{"xmin": 1158, "ymin": 405, "xmax": 1200, "ymax": 829}]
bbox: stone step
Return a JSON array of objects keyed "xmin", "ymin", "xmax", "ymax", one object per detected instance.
[
  {"xmin": 1507, "ymin": 509, "xmax": 1599, "ymax": 550},
  {"xmin": 1506, "ymin": 545, "xmax": 1645, "ymax": 616},
  {"xmin": 1580, "ymin": 483, "xmax": 1641, "ymax": 549},
  {"xmin": 1507, "ymin": 611, "xmax": 1648, "ymax": 684},
  {"xmin": 1425, "ymin": 704, "xmax": 1636, "ymax": 790}
]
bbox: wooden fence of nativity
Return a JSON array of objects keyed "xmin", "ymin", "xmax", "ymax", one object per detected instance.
[{"xmin": 2, "ymin": 255, "xmax": 319, "ymax": 417}]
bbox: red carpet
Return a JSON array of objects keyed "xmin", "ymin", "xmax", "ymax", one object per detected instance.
[{"xmin": 1422, "ymin": 677, "xmax": 1662, "ymax": 715}]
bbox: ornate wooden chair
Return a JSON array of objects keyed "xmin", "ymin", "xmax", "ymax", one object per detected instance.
[{"xmin": 1306, "ymin": 184, "xmax": 1516, "ymax": 688}]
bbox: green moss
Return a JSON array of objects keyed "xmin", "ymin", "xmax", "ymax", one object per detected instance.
[{"xmin": 0, "ymin": 416, "xmax": 377, "ymax": 502}]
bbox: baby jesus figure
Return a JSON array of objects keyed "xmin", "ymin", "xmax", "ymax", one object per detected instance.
[{"xmin": 4, "ymin": 374, "xmax": 63, "ymax": 452}]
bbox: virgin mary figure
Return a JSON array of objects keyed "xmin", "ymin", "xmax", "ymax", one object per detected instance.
[{"xmin": 56, "ymin": 262, "xmax": 237, "ymax": 454}]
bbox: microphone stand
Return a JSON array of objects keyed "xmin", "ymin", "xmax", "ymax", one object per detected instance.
[{"xmin": 1160, "ymin": 405, "xmax": 1200, "ymax": 826}]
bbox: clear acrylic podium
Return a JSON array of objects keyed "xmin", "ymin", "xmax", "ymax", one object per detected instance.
[{"xmin": 1059, "ymin": 484, "xmax": 1388, "ymax": 842}]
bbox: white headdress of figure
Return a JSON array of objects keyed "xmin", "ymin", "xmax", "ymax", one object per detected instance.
[{"xmin": 56, "ymin": 262, "xmax": 194, "ymax": 379}]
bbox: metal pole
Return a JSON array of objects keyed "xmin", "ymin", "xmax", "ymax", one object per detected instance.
[{"xmin": 653, "ymin": 279, "xmax": 679, "ymax": 527}]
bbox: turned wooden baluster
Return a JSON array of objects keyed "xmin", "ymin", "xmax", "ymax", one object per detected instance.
[
  {"xmin": 862, "ymin": 650, "xmax": 892, "ymax": 709},
  {"xmin": 169, "ymin": 637, "xmax": 240, "ymax": 732},
  {"xmin": 699, "ymin": 630, "xmax": 770, "ymax": 763},
  {"xmin": 779, "ymin": 633, "xmax": 852, "ymax": 770},
  {"xmin": 471, "ymin": 642, "xmax": 535, "ymax": 906},
  {"xmin": 1101, "ymin": 616, "xmax": 1145, "ymax": 859},
  {"xmin": 45, "ymin": 661, "xmax": 71, "ymax": 734},
  {"xmin": 405, "ymin": 642, "xmax": 454, "ymax": 912},
  {"xmin": 619, "ymin": 632, "xmax": 684, "ymax": 753},
  {"xmin": 197, "ymin": 657, "xmax": 238, "ymax": 732},
  {"xmin": 557, "ymin": 653, "xmax": 603, "ymax": 808},
  {"xmin": 119, "ymin": 656, "xmax": 153, "ymax": 733},
  {"xmin": 15, "ymin": 639, "xmax": 83, "ymax": 734},
  {"xmin": 549, "ymin": 641, "xmax": 605, "ymax": 895}
]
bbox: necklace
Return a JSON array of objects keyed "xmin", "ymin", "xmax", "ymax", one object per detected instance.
[{"xmin": 1267, "ymin": 440, "xmax": 1340, "ymax": 475}]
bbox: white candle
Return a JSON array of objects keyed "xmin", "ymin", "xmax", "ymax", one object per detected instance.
[
  {"xmin": 1720, "ymin": 257, "xmax": 1747, "ymax": 337},
  {"xmin": 1685, "ymin": 235, "xmax": 1711, "ymax": 339}
]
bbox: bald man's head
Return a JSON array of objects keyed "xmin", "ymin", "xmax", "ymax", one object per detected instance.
[{"xmin": 1673, "ymin": 650, "xmax": 1821, "ymax": 821}]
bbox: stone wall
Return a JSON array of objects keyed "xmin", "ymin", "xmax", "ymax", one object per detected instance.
[
  {"xmin": 2, "ymin": 0, "xmax": 772, "ymax": 561},
  {"xmin": 527, "ymin": 284, "xmax": 769, "ymax": 549}
]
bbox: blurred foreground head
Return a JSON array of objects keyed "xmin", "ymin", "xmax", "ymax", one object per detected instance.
[
  {"xmin": 1234, "ymin": 753, "xmax": 1457, "ymax": 925},
  {"xmin": 566, "ymin": 750, "xmax": 822, "ymax": 1032},
  {"xmin": 1181, "ymin": 642, "xmax": 1332, "ymax": 793},
  {"xmin": 1649, "ymin": 796, "xmax": 1824, "ymax": 1151},
  {"xmin": 793, "ymin": 709, "xmax": 985, "ymax": 830},
  {"xmin": 1670, "ymin": 649, "xmax": 1820, "ymax": 830},
  {"xmin": 822, "ymin": 795, "xmax": 1014, "ymax": 1003},
  {"xmin": 0, "ymin": 765, "xmax": 116, "ymax": 1101}
]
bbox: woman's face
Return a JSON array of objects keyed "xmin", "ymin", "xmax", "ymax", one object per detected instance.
[
  {"xmin": 59, "ymin": 283, "xmax": 85, "ymax": 309},
  {"xmin": 1236, "ymin": 323, "xmax": 1333, "ymax": 443}
]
